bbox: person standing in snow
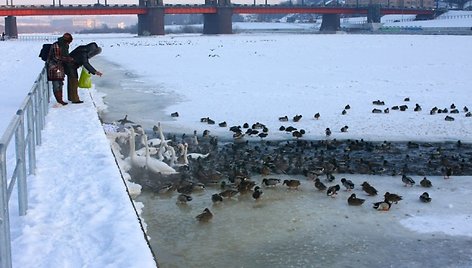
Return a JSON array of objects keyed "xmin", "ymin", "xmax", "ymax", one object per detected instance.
[
  {"xmin": 47, "ymin": 32, "xmax": 74, "ymax": 106},
  {"xmin": 65, "ymin": 42, "xmax": 103, "ymax": 104}
]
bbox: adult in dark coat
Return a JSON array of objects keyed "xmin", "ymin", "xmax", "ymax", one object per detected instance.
[
  {"xmin": 47, "ymin": 33, "xmax": 74, "ymax": 105},
  {"xmin": 66, "ymin": 42, "xmax": 103, "ymax": 103}
]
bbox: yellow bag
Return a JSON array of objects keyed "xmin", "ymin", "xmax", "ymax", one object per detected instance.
[{"xmin": 78, "ymin": 67, "xmax": 92, "ymax": 89}]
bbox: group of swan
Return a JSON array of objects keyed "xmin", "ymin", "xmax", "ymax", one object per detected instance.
[
  {"xmin": 127, "ymin": 126, "xmax": 179, "ymax": 175},
  {"xmin": 110, "ymin": 121, "xmax": 209, "ymax": 176}
]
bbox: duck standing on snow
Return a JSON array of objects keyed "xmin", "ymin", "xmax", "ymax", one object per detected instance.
[
  {"xmin": 402, "ymin": 175, "xmax": 415, "ymax": 187},
  {"xmin": 283, "ymin": 179, "xmax": 301, "ymax": 190},
  {"xmin": 341, "ymin": 178, "xmax": 354, "ymax": 191},
  {"xmin": 327, "ymin": 184, "xmax": 340, "ymax": 197},
  {"xmin": 347, "ymin": 193, "xmax": 365, "ymax": 206},
  {"xmin": 325, "ymin": 128, "xmax": 332, "ymax": 137},
  {"xmin": 384, "ymin": 192, "xmax": 402, "ymax": 204},
  {"xmin": 420, "ymin": 177, "xmax": 432, "ymax": 188},
  {"xmin": 314, "ymin": 178, "xmax": 327, "ymax": 191},
  {"xmin": 444, "ymin": 167, "xmax": 453, "ymax": 179},
  {"xmin": 419, "ymin": 192, "xmax": 432, "ymax": 203},
  {"xmin": 361, "ymin": 181, "xmax": 378, "ymax": 196},
  {"xmin": 373, "ymin": 199, "xmax": 392, "ymax": 211},
  {"xmin": 262, "ymin": 178, "xmax": 281, "ymax": 187}
]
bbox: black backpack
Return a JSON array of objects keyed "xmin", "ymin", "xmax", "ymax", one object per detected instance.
[{"xmin": 39, "ymin": 43, "xmax": 52, "ymax": 61}]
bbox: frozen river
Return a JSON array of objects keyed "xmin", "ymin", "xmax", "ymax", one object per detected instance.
[{"xmin": 93, "ymin": 34, "xmax": 472, "ymax": 267}]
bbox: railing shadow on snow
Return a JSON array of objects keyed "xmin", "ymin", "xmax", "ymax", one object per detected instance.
[{"xmin": 0, "ymin": 67, "xmax": 50, "ymax": 268}]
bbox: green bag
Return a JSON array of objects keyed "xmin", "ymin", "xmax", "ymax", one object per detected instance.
[{"xmin": 78, "ymin": 67, "xmax": 92, "ymax": 89}]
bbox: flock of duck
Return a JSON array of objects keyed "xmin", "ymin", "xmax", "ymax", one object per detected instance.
[{"xmin": 108, "ymin": 110, "xmax": 472, "ymax": 223}]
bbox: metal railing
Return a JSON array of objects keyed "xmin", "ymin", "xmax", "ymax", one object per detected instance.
[{"xmin": 0, "ymin": 67, "xmax": 50, "ymax": 268}]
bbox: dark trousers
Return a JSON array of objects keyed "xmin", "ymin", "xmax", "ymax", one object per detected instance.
[{"xmin": 67, "ymin": 68, "xmax": 80, "ymax": 102}]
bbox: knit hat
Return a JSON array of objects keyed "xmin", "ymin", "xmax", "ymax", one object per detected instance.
[{"xmin": 63, "ymin": 33, "xmax": 73, "ymax": 43}]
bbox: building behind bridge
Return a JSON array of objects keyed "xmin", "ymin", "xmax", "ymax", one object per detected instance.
[{"xmin": 344, "ymin": 0, "xmax": 435, "ymax": 8}]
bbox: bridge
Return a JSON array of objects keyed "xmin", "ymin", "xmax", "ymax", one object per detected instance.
[{"xmin": 0, "ymin": 0, "xmax": 434, "ymax": 37}]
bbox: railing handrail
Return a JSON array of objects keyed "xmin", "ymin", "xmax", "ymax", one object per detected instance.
[{"xmin": 0, "ymin": 67, "xmax": 50, "ymax": 268}]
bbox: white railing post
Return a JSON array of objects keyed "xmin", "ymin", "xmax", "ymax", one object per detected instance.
[
  {"xmin": 27, "ymin": 95, "xmax": 36, "ymax": 174},
  {"xmin": 15, "ymin": 109, "xmax": 28, "ymax": 216},
  {"xmin": 0, "ymin": 143, "xmax": 13, "ymax": 268}
]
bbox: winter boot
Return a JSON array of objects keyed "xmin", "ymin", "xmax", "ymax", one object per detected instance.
[{"xmin": 54, "ymin": 91, "xmax": 68, "ymax": 106}]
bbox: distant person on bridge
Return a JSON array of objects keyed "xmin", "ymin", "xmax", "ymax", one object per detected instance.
[
  {"xmin": 66, "ymin": 42, "xmax": 103, "ymax": 104},
  {"xmin": 47, "ymin": 33, "xmax": 74, "ymax": 106}
]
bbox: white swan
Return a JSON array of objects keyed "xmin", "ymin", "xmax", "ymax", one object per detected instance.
[
  {"xmin": 176, "ymin": 143, "xmax": 189, "ymax": 166},
  {"xmin": 128, "ymin": 128, "xmax": 177, "ymax": 175},
  {"xmin": 135, "ymin": 145, "xmax": 158, "ymax": 157},
  {"xmin": 187, "ymin": 152, "xmax": 210, "ymax": 160}
]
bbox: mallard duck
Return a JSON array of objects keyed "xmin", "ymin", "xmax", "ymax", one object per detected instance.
[
  {"xmin": 341, "ymin": 178, "xmax": 354, "ymax": 191},
  {"xmin": 117, "ymin": 114, "xmax": 134, "ymax": 125},
  {"xmin": 325, "ymin": 128, "xmax": 332, "ymax": 137},
  {"xmin": 262, "ymin": 178, "xmax": 281, "ymax": 187},
  {"xmin": 384, "ymin": 192, "xmax": 402, "ymax": 204},
  {"xmin": 361, "ymin": 181, "xmax": 378, "ymax": 196},
  {"xmin": 252, "ymin": 186, "xmax": 263, "ymax": 200},
  {"xmin": 402, "ymin": 175, "xmax": 415, "ymax": 187},
  {"xmin": 156, "ymin": 183, "xmax": 174, "ymax": 194},
  {"xmin": 177, "ymin": 194, "xmax": 192, "ymax": 204},
  {"xmin": 211, "ymin": 193, "xmax": 223, "ymax": 203},
  {"xmin": 196, "ymin": 208, "xmax": 213, "ymax": 222},
  {"xmin": 327, "ymin": 184, "xmax": 340, "ymax": 197},
  {"xmin": 420, "ymin": 177, "xmax": 432, "ymax": 187},
  {"xmin": 293, "ymin": 114, "xmax": 303, "ymax": 122},
  {"xmin": 326, "ymin": 173, "xmax": 336, "ymax": 183},
  {"xmin": 220, "ymin": 181, "xmax": 237, "ymax": 190},
  {"xmin": 373, "ymin": 199, "xmax": 392, "ymax": 211},
  {"xmin": 238, "ymin": 179, "xmax": 256, "ymax": 194},
  {"xmin": 314, "ymin": 113, "xmax": 320, "ymax": 120},
  {"xmin": 279, "ymin": 115, "xmax": 289, "ymax": 122},
  {"xmin": 314, "ymin": 178, "xmax": 327, "ymax": 191},
  {"xmin": 283, "ymin": 179, "xmax": 301, "ymax": 189},
  {"xmin": 347, "ymin": 193, "xmax": 365, "ymax": 206},
  {"xmin": 444, "ymin": 167, "xmax": 453, "ymax": 179},
  {"xmin": 171, "ymin": 112, "xmax": 179, "ymax": 117},
  {"xmin": 219, "ymin": 189, "xmax": 239, "ymax": 199},
  {"xmin": 419, "ymin": 192, "xmax": 432, "ymax": 203}
]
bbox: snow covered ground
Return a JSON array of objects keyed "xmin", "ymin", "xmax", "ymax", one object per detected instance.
[{"xmin": 1, "ymin": 12, "xmax": 472, "ymax": 268}]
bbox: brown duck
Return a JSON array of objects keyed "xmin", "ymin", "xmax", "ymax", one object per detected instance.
[
  {"xmin": 219, "ymin": 189, "xmax": 239, "ymax": 199},
  {"xmin": 196, "ymin": 208, "xmax": 213, "ymax": 222},
  {"xmin": 384, "ymin": 192, "xmax": 402, "ymax": 204},
  {"xmin": 361, "ymin": 181, "xmax": 378, "ymax": 196},
  {"xmin": 283, "ymin": 179, "xmax": 301, "ymax": 189},
  {"xmin": 347, "ymin": 193, "xmax": 365, "ymax": 206},
  {"xmin": 420, "ymin": 177, "xmax": 432, "ymax": 188},
  {"xmin": 314, "ymin": 178, "xmax": 327, "ymax": 191}
]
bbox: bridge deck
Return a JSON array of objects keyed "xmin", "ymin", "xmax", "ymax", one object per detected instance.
[{"xmin": 0, "ymin": 4, "xmax": 434, "ymax": 16}]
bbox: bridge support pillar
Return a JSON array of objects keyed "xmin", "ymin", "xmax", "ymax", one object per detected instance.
[
  {"xmin": 4, "ymin": 16, "xmax": 18, "ymax": 39},
  {"xmin": 367, "ymin": 4, "xmax": 381, "ymax": 23},
  {"xmin": 320, "ymin": 14, "xmax": 340, "ymax": 32},
  {"xmin": 203, "ymin": 7, "xmax": 233, "ymax": 34},
  {"xmin": 138, "ymin": 8, "xmax": 165, "ymax": 36}
]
